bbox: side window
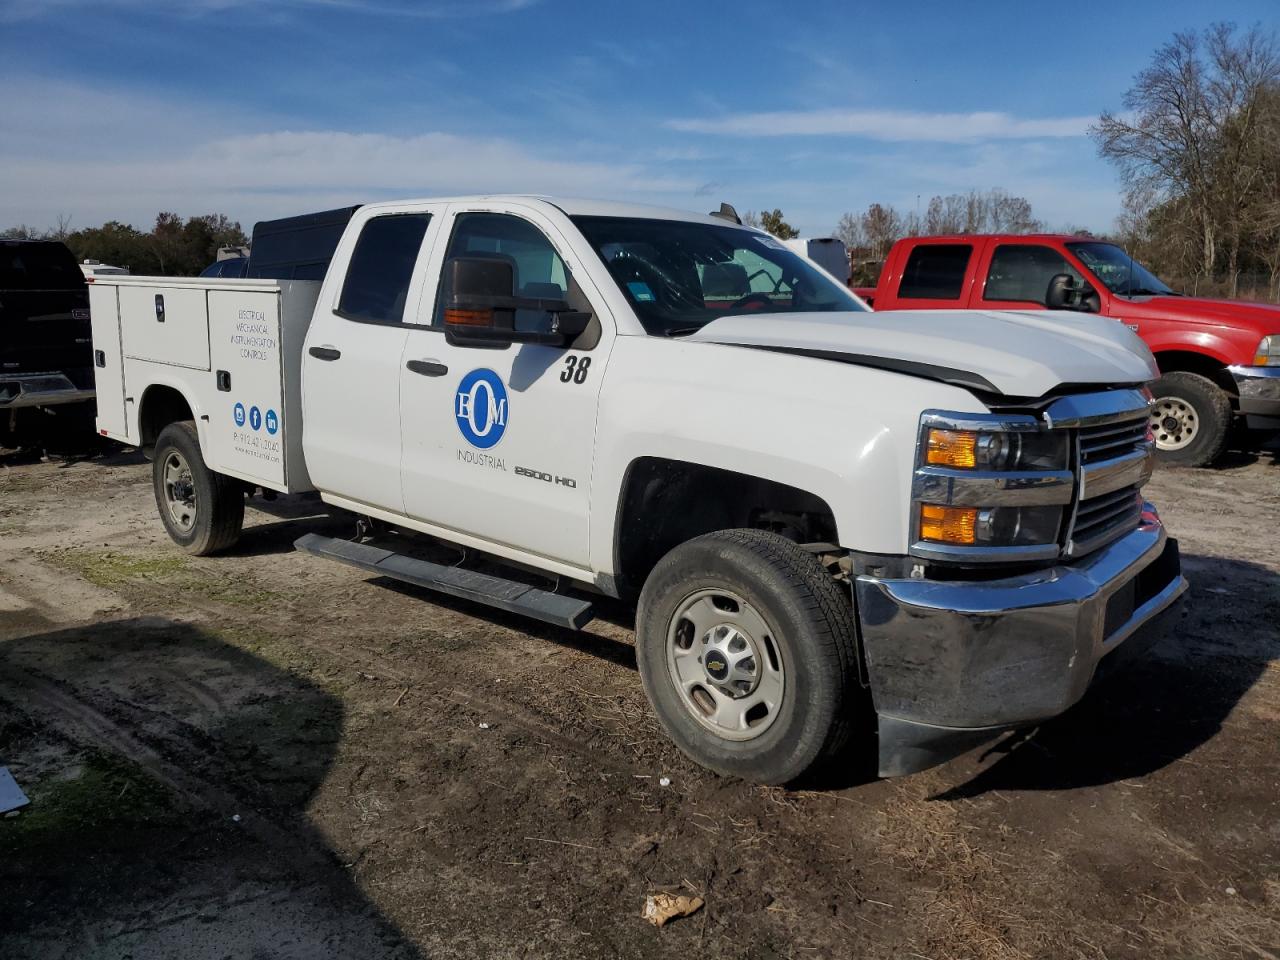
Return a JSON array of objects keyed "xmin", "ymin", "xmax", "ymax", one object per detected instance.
[
  {"xmin": 898, "ymin": 244, "xmax": 972, "ymax": 300},
  {"xmin": 336, "ymin": 213, "xmax": 431, "ymax": 324},
  {"xmin": 435, "ymin": 213, "xmax": 571, "ymax": 334},
  {"xmin": 984, "ymin": 245, "xmax": 1083, "ymax": 304}
]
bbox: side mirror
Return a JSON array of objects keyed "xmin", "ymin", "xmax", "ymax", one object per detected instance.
[
  {"xmin": 443, "ymin": 257, "xmax": 591, "ymax": 348},
  {"xmin": 1045, "ymin": 273, "xmax": 1098, "ymax": 312}
]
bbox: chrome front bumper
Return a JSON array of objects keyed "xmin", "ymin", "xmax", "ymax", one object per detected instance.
[
  {"xmin": 0, "ymin": 373, "xmax": 95, "ymax": 409},
  {"xmin": 855, "ymin": 511, "xmax": 1186, "ymax": 776},
  {"xmin": 1228, "ymin": 364, "xmax": 1280, "ymax": 425}
]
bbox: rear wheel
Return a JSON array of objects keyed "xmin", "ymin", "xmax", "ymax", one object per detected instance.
[
  {"xmin": 1149, "ymin": 371, "xmax": 1232, "ymax": 467},
  {"xmin": 635, "ymin": 529, "xmax": 859, "ymax": 784},
  {"xmin": 152, "ymin": 421, "xmax": 244, "ymax": 555}
]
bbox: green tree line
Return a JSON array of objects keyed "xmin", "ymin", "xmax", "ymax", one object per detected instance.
[{"xmin": 2, "ymin": 213, "xmax": 248, "ymax": 277}]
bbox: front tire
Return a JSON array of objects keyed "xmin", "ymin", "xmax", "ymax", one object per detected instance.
[
  {"xmin": 635, "ymin": 529, "xmax": 859, "ymax": 785},
  {"xmin": 152, "ymin": 421, "xmax": 244, "ymax": 555},
  {"xmin": 1149, "ymin": 371, "xmax": 1232, "ymax": 467}
]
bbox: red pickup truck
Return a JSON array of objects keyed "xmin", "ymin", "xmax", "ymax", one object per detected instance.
[{"xmin": 854, "ymin": 235, "xmax": 1280, "ymax": 465}]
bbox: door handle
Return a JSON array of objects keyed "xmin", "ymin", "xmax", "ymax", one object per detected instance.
[
  {"xmin": 406, "ymin": 359, "xmax": 449, "ymax": 377},
  {"xmin": 309, "ymin": 345, "xmax": 341, "ymax": 361}
]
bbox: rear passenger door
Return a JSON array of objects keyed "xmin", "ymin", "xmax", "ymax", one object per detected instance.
[
  {"xmin": 973, "ymin": 243, "xmax": 1084, "ymax": 311},
  {"xmin": 888, "ymin": 241, "xmax": 979, "ymax": 309},
  {"xmin": 302, "ymin": 206, "xmax": 444, "ymax": 514}
]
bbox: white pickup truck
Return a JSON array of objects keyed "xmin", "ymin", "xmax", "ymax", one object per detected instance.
[{"xmin": 89, "ymin": 196, "xmax": 1187, "ymax": 783}]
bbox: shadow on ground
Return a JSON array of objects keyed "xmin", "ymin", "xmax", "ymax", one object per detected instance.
[
  {"xmin": 935, "ymin": 554, "xmax": 1279, "ymax": 798},
  {"xmin": 0, "ymin": 617, "xmax": 421, "ymax": 960}
]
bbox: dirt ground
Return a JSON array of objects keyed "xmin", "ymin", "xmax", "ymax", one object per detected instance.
[{"xmin": 1, "ymin": 438, "xmax": 1277, "ymax": 960}]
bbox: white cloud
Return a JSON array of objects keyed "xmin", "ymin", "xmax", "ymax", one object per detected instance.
[
  {"xmin": 0, "ymin": 0, "xmax": 537, "ymax": 22},
  {"xmin": 667, "ymin": 108, "xmax": 1092, "ymax": 143},
  {"xmin": 0, "ymin": 78, "xmax": 697, "ymax": 229}
]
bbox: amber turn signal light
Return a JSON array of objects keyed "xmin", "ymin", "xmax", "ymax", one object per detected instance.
[
  {"xmin": 444, "ymin": 308, "xmax": 493, "ymax": 327},
  {"xmin": 925, "ymin": 428, "xmax": 978, "ymax": 468},
  {"xmin": 919, "ymin": 504, "xmax": 977, "ymax": 544}
]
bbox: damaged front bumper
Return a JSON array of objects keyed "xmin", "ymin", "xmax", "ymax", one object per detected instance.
[{"xmin": 854, "ymin": 509, "xmax": 1186, "ymax": 777}]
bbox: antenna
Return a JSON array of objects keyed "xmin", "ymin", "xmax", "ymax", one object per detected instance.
[{"xmin": 709, "ymin": 203, "xmax": 742, "ymax": 225}]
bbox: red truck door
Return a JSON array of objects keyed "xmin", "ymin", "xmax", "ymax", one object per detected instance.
[
  {"xmin": 880, "ymin": 239, "xmax": 987, "ymax": 309},
  {"xmin": 970, "ymin": 241, "xmax": 1089, "ymax": 312}
]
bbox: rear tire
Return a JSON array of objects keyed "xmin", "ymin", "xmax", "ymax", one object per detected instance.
[
  {"xmin": 635, "ymin": 529, "xmax": 859, "ymax": 785},
  {"xmin": 1149, "ymin": 371, "xmax": 1232, "ymax": 467},
  {"xmin": 152, "ymin": 421, "xmax": 244, "ymax": 555}
]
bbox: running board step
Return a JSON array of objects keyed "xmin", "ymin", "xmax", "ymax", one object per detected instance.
[{"xmin": 294, "ymin": 533, "xmax": 595, "ymax": 630}]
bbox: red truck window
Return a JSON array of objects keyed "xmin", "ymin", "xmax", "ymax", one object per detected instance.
[
  {"xmin": 983, "ymin": 244, "xmax": 1083, "ymax": 305},
  {"xmin": 898, "ymin": 244, "xmax": 972, "ymax": 300}
]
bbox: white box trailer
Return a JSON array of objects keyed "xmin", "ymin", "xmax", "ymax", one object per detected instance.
[
  {"xmin": 781, "ymin": 237, "xmax": 849, "ymax": 283},
  {"xmin": 88, "ymin": 276, "xmax": 319, "ymax": 493}
]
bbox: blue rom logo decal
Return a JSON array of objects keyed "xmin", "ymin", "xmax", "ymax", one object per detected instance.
[
  {"xmin": 454, "ymin": 369, "xmax": 508, "ymax": 449},
  {"xmin": 233, "ymin": 402, "xmax": 246, "ymax": 427}
]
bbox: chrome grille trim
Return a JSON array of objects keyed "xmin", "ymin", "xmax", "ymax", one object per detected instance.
[{"xmin": 1066, "ymin": 407, "xmax": 1153, "ymax": 557}]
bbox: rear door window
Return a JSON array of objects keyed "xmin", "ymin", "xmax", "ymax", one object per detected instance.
[
  {"xmin": 897, "ymin": 244, "xmax": 972, "ymax": 300},
  {"xmin": 983, "ymin": 244, "xmax": 1083, "ymax": 304},
  {"xmin": 336, "ymin": 214, "xmax": 431, "ymax": 324}
]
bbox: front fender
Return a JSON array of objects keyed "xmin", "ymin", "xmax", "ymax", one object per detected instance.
[{"xmin": 588, "ymin": 337, "xmax": 987, "ymax": 575}]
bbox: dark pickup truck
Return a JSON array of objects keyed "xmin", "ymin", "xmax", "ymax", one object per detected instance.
[{"xmin": 1, "ymin": 239, "xmax": 95, "ymax": 439}]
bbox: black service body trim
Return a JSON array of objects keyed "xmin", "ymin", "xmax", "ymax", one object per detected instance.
[{"xmin": 732, "ymin": 343, "xmax": 999, "ymax": 394}]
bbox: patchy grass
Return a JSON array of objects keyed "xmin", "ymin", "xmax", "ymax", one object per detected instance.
[
  {"xmin": 0, "ymin": 750, "xmax": 177, "ymax": 850},
  {"xmin": 46, "ymin": 548, "xmax": 280, "ymax": 609},
  {"xmin": 49, "ymin": 549, "xmax": 190, "ymax": 588}
]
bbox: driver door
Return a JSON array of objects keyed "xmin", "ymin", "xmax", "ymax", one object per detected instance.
[{"xmin": 398, "ymin": 206, "xmax": 614, "ymax": 571}]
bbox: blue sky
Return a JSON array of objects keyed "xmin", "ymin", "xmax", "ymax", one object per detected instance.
[{"xmin": 1, "ymin": 0, "xmax": 1276, "ymax": 236}]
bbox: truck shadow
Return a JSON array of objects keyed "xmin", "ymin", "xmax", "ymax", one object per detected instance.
[
  {"xmin": 933, "ymin": 553, "xmax": 1279, "ymax": 799},
  {"xmin": 0, "ymin": 617, "xmax": 422, "ymax": 960}
]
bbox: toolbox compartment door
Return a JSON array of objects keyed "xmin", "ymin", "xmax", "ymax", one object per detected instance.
[
  {"xmin": 205, "ymin": 288, "xmax": 288, "ymax": 489},
  {"xmin": 119, "ymin": 285, "xmax": 210, "ymax": 370},
  {"xmin": 87, "ymin": 282, "xmax": 129, "ymax": 438}
]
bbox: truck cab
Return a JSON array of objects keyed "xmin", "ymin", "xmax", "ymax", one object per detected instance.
[
  {"xmin": 88, "ymin": 197, "xmax": 1187, "ymax": 784},
  {"xmin": 855, "ymin": 234, "xmax": 1280, "ymax": 465}
]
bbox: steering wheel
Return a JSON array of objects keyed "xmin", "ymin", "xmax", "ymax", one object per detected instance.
[{"xmin": 727, "ymin": 292, "xmax": 776, "ymax": 312}]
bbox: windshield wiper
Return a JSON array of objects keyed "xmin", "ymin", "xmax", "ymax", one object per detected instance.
[{"xmin": 663, "ymin": 325, "xmax": 705, "ymax": 338}]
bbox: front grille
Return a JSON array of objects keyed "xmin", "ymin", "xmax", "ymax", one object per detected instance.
[
  {"xmin": 1078, "ymin": 416, "xmax": 1149, "ymax": 464},
  {"xmin": 1066, "ymin": 412, "xmax": 1150, "ymax": 556},
  {"xmin": 1070, "ymin": 484, "xmax": 1144, "ymax": 554}
]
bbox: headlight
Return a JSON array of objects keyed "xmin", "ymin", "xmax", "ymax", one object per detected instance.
[
  {"xmin": 1254, "ymin": 335, "xmax": 1280, "ymax": 367},
  {"xmin": 924, "ymin": 427, "xmax": 1068, "ymax": 471},
  {"xmin": 912, "ymin": 412, "xmax": 1074, "ymax": 562}
]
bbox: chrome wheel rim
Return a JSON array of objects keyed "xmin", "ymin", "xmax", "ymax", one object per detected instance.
[
  {"xmin": 665, "ymin": 589, "xmax": 784, "ymax": 742},
  {"xmin": 1150, "ymin": 397, "xmax": 1198, "ymax": 451},
  {"xmin": 162, "ymin": 451, "xmax": 197, "ymax": 533}
]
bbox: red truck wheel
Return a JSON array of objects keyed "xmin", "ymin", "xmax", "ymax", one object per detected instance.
[{"xmin": 1148, "ymin": 372, "xmax": 1232, "ymax": 467}]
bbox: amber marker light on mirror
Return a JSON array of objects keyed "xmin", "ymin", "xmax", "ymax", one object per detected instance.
[
  {"xmin": 444, "ymin": 308, "xmax": 493, "ymax": 326},
  {"xmin": 919, "ymin": 504, "xmax": 977, "ymax": 544}
]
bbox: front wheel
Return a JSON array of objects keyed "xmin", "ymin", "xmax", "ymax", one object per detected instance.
[
  {"xmin": 635, "ymin": 529, "xmax": 860, "ymax": 785},
  {"xmin": 152, "ymin": 421, "xmax": 244, "ymax": 555},
  {"xmin": 1149, "ymin": 371, "xmax": 1233, "ymax": 467}
]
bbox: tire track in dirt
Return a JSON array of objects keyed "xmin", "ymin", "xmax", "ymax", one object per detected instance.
[{"xmin": 0, "ymin": 660, "xmax": 334, "ymax": 870}]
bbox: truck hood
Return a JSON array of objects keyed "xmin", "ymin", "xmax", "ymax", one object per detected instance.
[
  {"xmin": 1116, "ymin": 295, "xmax": 1280, "ymax": 334},
  {"xmin": 688, "ymin": 309, "xmax": 1158, "ymax": 398}
]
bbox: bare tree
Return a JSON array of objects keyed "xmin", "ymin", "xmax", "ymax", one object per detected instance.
[
  {"xmin": 833, "ymin": 211, "xmax": 866, "ymax": 250},
  {"xmin": 861, "ymin": 203, "xmax": 902, "ymax": 260},
  {"xmin": 1093, "ymin": 23, "xmax": 1280, "ymax": 293}
]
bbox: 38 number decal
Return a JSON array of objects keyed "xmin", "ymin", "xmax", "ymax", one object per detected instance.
[{"xmin": 561, "ymin": 355, "xmax": 591, "ymax": 384}]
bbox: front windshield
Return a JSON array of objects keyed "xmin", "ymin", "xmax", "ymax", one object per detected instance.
[
  {"xmin": 571, "ymin": 215, "xmax": 866, "ymax": 336},
  {"xmin": 1067, "ymin": 242, "xmax": 1175, "ymax": 297}
]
